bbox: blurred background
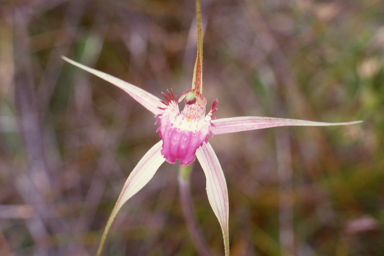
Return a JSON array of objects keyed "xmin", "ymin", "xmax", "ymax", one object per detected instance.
[{"xmin": 1, "ymin": 0, "xmax": 383, "ymax": 255}]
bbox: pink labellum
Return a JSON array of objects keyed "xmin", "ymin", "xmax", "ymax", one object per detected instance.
[{"xmin": 157, "ymin": 90, "xmax": 215, "ymax": 166}]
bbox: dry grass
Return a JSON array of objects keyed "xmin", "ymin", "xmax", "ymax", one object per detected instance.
[{"xmin": 1, "ymin": 0, "xmax": 383, "ymax": 255}]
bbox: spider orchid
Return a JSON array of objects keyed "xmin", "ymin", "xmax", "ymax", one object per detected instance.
[{"xmin": 63, "ymin": 1, "xmax": 361, "ymax": 255}]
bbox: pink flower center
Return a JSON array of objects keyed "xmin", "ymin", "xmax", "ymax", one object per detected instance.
[{"xmin": 156, "ymin": 90, "xmax": 216, "ymax": 166}]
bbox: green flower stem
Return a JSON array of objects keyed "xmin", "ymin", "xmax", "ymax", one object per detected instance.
[
  {"xmin": 178, "ymin": 164, "xmax": 213, "ymax": 256},
  {"xmin": 179, "ymin": 163, "xmax": 193, "ymax": 182}
]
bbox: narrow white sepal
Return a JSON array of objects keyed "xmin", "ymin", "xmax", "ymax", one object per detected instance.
[
  {"xmin": 97, "ymin": 140, "xmax": 165, "ymax": 256},
  {"xmin": 62, "ymin": 56, "xmax": 164, "ymax": 116},
  {"xmin": 196, "ymin": 142, "xmax": 230, "ymax": 256},
  {"xmin": 211, "ymin": 116, "xmax": 362, "ymax": 135}
]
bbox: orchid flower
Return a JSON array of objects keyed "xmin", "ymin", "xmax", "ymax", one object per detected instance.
[{"xmin": 63, "ymin": 1, "xmax": 361, "ymax": 255}]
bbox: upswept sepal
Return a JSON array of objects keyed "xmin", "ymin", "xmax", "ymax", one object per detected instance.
[
  {"xmin": 192, "ymin": 0, "xmax": 203, "ymax": 93},
  {"xmin": 62, "ymin": 56, "xmax": 164, "ymax": 116}
]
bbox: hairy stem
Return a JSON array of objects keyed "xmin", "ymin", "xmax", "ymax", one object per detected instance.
[{"xmin": 178, "ymin": 164, "xmax": 213, "ymax": 256}]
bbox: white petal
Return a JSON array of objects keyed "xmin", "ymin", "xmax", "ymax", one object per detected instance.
[
  {"xmin": 97, "ymin": 140, "xmax": 165, "ymax": 256},
  {"xmin": 62, "ymin": 56, "xmax": 164, "ymax": 116},
  {"xmin": 196, "ymin": 142, "xmax": 230, "ymax": 256},
  {"xmin": 211, "ymin": 116, "xmax": 362, "ymax": 135}
]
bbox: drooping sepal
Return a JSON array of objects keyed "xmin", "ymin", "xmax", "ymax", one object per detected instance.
[
  {"xmin": 196, "ymin": 142, "xmax": 230, "ymax": 256},
  {"xmin": 96, "ymin": 141, "xmax": 165, "ymax": 256}
]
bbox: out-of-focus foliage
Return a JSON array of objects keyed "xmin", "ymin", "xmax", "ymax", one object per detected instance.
[{"xmin": 0, "ymin": 0, "xmax": 383, "ymax": 255}]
